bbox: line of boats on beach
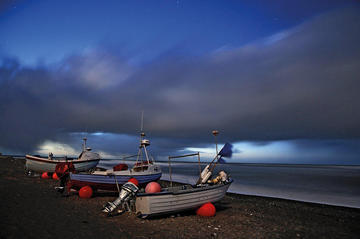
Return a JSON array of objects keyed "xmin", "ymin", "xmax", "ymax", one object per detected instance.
[{"xmin": 24, "ymin": 130, "xmax": 233, "ymax": 218}]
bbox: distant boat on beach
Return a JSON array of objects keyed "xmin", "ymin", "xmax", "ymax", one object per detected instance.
[{"xmin": 25, "ymin": 137, "xmax": 100, "ymax": 174}]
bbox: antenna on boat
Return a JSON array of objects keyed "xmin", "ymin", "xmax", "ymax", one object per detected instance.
[
  {"xmin": 141, "ymin": 110, "xmax": 144, "ymax": 133},
  {"xmin": 82, "ymin": 127, "xmax": 89, "ymax": 152},
  {"xmin": 212, "ymin": 130, "xmax": 219, "ymax": 155},
  {"xmin": 82, "ymin": 137, "xmax": 87, "ymax": 152}
]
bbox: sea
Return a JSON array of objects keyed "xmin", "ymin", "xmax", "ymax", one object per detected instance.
[{"xmin": 98, "ymin": 159, "xmax": 360, "ymax": 209}]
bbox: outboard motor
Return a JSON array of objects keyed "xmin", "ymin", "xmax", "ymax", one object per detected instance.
[{"xmin": 102, "ymin": 182, "xmax": 139, "ymax": 215}]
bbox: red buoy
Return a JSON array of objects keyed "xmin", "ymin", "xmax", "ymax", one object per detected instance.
[
  {"xmin": 52, "ymin": 172, "xmax": 59, "ymax": 180},
  {"xmin": 145, "ymin": 182, "xmax": 161, "ymax": 193},
  {"xmin": 79, "ymin": 186, "xmax": 93, "ymax": 198},
  {"xmin": 128, "ymin": 177, "xmax": 139, "ymax": 187},
  {"xmin": 41, "ymin": 172, "xmax": 50, "ymax": 179},
  {"xmin": 196, "ymin": 202, "xmax": 216, "ymax": 217}
]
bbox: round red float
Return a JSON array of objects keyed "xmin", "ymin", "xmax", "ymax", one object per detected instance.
[
  {"xmin": 41, "ymin": 172, "xmax": 50, "ymax": 179},
  {"xmin": 79, "ymin": 186, "xmax": 93, "ymax": 198},
  {"xmin": 145, "ymin": 182, "xmax": 161, "ymax": 193},
  {"xmin": 196, "ymin": 202, "xmax": 216, "ymax": 217},
  {"xmin": 128, "ymin": 177, "xmax": 139, "ymax": 187},
  {"xmin": 52, "ymin": 173, "xmax": 59, "ymax": 180}
]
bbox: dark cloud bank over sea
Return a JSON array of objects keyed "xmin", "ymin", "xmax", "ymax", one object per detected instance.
[{"xmin": 0, "ymin": 7, "xmax": 360, "ymax": 161}]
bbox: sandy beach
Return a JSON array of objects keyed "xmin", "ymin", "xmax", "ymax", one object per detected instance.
[{"xmin": 1, "ymin": 157, "xmax": 359, "ymax": 239}]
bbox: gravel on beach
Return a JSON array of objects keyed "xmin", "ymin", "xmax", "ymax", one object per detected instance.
[{"xmin": 1, "ymin": 157, "xmax": 359, "ymax": 239}]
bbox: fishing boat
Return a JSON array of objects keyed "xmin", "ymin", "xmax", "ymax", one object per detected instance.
[
  {"xmin": 102, "ymin": 131, "xmax": 233, "ymax": 218},
  {"xmin": 135, "ymin": 175, "xmax": 232, "ymax": 218},
  {"xmin": 68, "ymin": 131, "xmax": 162, "ymax": 191},
  {"xmin": 25, "ymin": 137, "xmax": 100, "ymax": 173}
]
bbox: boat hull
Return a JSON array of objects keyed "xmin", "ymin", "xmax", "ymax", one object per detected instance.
[
  {"xmin": 69, "ymin": 172, "xmax": 162, "ymax": 191},
  {"xmin": 25, "ymin": 155, "xmax": 100, "ymax": 173},
  {"xmin": 135, "ymin": 180, "xmax": 232, "ymax": 218}
]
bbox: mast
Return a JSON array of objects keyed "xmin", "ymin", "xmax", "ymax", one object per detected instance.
[
  {"xmin": 136, "ymin": 111, "xmax": 151, "ymax": 164},
  {"xmin": 196, "ymin": 130, "xmax": 220, "ymax": 184}
]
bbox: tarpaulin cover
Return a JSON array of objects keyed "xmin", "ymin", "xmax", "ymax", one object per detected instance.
[{"xmin": 113, "ymin": 163, "xmax": 128, "ymax": 171}]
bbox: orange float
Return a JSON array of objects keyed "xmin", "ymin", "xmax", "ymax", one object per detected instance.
[
  {"xmin": 128, "ymin": 177, "xmax": 139, "ymax": 187},
  {"xmin": 196, "ymin": 202, "xmax": 216, "ymax": 217},
  {"xmin": 79, "ymin": 186, "xmax": 93, "ymax": 198},
  {"xmin": 41, "ymin": 172, "xmax": 50, "ymax": 179},
  {"xmin": 145, "ymin": 182, "xmax": 161, "ymax": 193},
  {"xmin": 52, "ymin": 172, "xmax": 59, "ymax": 180}
]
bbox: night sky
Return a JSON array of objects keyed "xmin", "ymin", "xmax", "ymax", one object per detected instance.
[{"xmin": 1, "ymin": 0, "xmax": 359, "ymax": 164}]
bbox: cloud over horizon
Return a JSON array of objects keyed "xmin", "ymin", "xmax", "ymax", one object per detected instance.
[{"xmin": 1, "ymin": 7, "xmax": 359, "ymax": 158}]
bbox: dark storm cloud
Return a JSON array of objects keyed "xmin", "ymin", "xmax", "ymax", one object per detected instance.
[
  {"xmin": 124, "ymin": 7, "xmax": 360, "ymax": 142},
  {"xmin": 292, "ymin": 139, "xmax": 360, "ymax": 154},
  {"xmin": 0, "ymin": 7, "xmax": 360, "ymax": 154}
]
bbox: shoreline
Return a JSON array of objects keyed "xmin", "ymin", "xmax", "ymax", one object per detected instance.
[
  {"xmin": 1, "ymin": 157, "xmax": 360, "ymax": 238},
  {"xmin": 4, "ymin": 155, "xmax": 360, "ymax": 167}
]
